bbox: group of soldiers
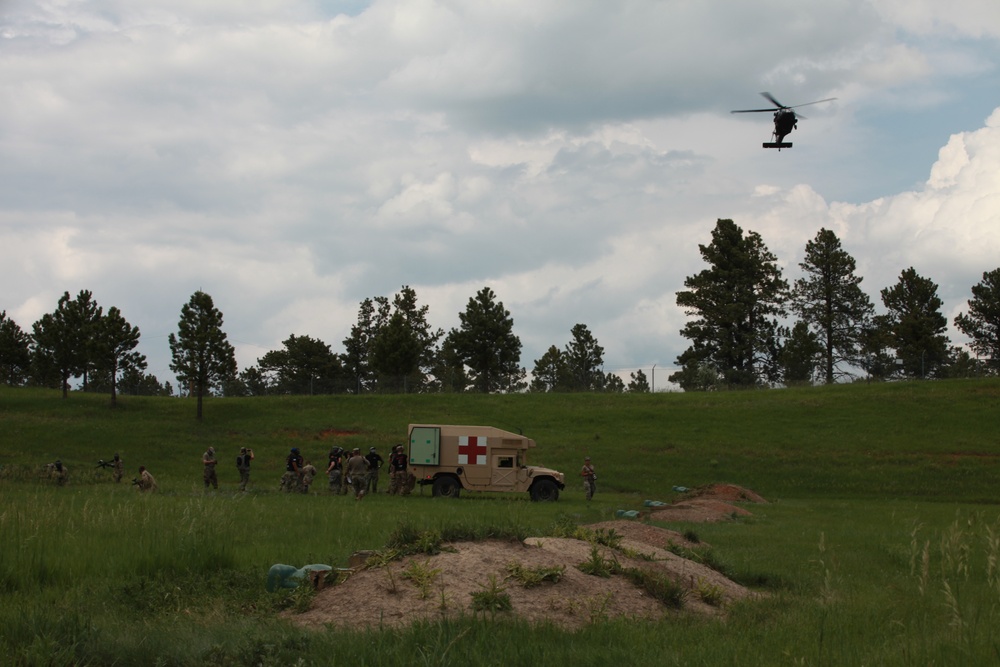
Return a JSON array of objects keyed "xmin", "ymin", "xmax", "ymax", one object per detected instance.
[
  {"xmin": 44, "ymin": 453, "xmax": 158, "ymax": 492},
  {"xmin": 52, "ymin": 446, "xmax": 600, "ymax": 500},
  {"xmin": 279, "ymin": 444, "xmax": 414, "ymax": 498}
]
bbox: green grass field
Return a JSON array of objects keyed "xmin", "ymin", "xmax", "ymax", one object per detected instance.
[{"xmin": 1, "ymin": 380, "xmax": 999, "ymax": 666}]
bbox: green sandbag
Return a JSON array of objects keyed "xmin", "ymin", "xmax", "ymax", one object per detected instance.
[
  {"xmin": 615, "ymin": 509, "xmax": 640, "ymax": 519},
  {"xmin": 266, "ymin": 563, "xmax": 332, "ymax": 592}
]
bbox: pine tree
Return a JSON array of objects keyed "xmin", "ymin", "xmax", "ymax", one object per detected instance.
[
  {"xmin": 450, "ymin": 287, "xmax": 523, "ymax": 393},
  {"xmin": 672, "ymin": 219, "xmax": 788, "ymax": 389},
  {"xmin": 880, "ymin": 268, "xmax": 950, "ymax": 378},
  {"xmin": 31, "ymin": 291, "xmax": 100, "ymax": 398},
  {"xmin": 627, "ymin": 369, "xmax": 651, "ymax": 393},
  {"xmin": 530, "ymin": 345, "xmax": 568, "ymax": 392},
  {"xmin": 954, "ymin": 268, "xmax": 1000, "ymax": 374},
  {"xmin": 0, "ymin": 311, "xmax": 32, "ymax": 386},
  {"xmin": 791, "ymin": 228, "xmax": 874, "ymax": 383},
  {"xmin": 93, "ymin": 306, "xmax": 146, "ymax": 407},
  {"xmin": 564, "ymin": 323, "xmax": 605, "ymax": 391},
  {"xmin": 168, "ymin": 291, "xmax": 237, "ymax": 419}
]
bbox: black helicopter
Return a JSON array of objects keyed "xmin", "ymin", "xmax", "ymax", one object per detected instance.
[{"xmin": 731, "ymin": 92, "xmax": 836, "ymax": 150}]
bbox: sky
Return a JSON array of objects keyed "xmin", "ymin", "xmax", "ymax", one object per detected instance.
[{"xmin": 2, "ymin": 0, "xmax": 999, "ymax": 389}]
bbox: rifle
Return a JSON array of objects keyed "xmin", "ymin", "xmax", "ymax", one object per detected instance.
[{"xmin": 96, "ymin": 459, "xmax": 114, "ymax": 470}]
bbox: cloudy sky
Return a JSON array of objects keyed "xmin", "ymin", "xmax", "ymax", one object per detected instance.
[{"xmin": 2, "ymin": 0, "xmax": 999, "ymax": 388}]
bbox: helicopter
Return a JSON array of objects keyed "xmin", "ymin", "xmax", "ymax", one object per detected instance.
[{"xmin": 731, "ymin": 92, "xmax": 836, "ymax": 150}]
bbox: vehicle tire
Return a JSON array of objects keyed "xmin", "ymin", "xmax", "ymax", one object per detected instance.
[
  {"xmin": 432, "ymin": 476, "xmax": 461, "ymax": 498},
  {"xmin": 530, "ymin": 479, "xmax": 559, "ymax": 502}
]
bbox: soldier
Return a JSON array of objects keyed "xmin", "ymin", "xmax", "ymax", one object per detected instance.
[
  {"xmin": 112, "ymin": 453, "xmax": 124, "ymax": 483},
  {"xmin": 281, "ymin": 447, "xmax": 303, "ymax": 492},
  {"xmin": 326, "ymin": 447, "xmax": 344, "ymax": 494},
  {"xmin": 364, "ymin": 447, "xmax": 384, "ymax": 494},
  {"xmin": 51, "ymin": 460, "xmax": 69, "ymax": 486},
  {"xmin": 202, "ymin": 446, "xmax": 218, "ymax": 489},
  {"xmin": 300, "ymin": 460, "xmax": 318, "ymax": 494},
  {"xmin": 236, "ymin": 447, "xmax": 254, "ymax": 491},
  {"xmin": 581, "ymin": 456, "xmax": 596, "ymax": 501},
  {"xmin": 136, "ymin": 466, "xmax": 157, "ymax": 492},
  {"xmin": 345, "ymin": 448, "xmax": 369, "ymax": 500},
  {"xmin": 388, "ymin": 444, "xmax": 408, "ymax": 495}
]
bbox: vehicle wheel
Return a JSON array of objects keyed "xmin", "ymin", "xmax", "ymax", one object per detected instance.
[
  {"xmin": 530, "ymin": 479, "xmax": 559, "ymax": 502},
  {"xmin": 432, "ymin": 476, "xmax": 461, "ymax": 498}
]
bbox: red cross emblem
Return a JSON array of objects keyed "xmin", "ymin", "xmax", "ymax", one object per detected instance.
[{"xmin": 458, "ymin": 436, "xmax": 487, "ymax": 465}]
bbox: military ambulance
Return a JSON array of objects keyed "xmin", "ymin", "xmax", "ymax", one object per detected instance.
[{"xmin": 408, "ymin": 424, "xmax": 565, "ymax": 501}]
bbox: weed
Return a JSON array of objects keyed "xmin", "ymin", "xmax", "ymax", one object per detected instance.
[
  {"xmin": 365, "ymin": 549, "xmax": 401, "ymax": 569},
  {"xmin": 592, "ymin": 528, "xmax": 622, "ymax": 549},
  {"xmin": 289, "ymin": 582, "xmax": 316, "ymax": 614},
  {"xmin": 384, "ymin": 563, "xmax": 399, "ymax": 594},
  {"xmin": 549, "ymin": 513, "xmax": 579, "ymax": 538},
  {"xmin": 437, "ymin": 584, "xmax": 450, "ymax": 611},
  {"xmin": 619, "ymin": 545, "xmax": 655, "ymax": 561},
  {"xmin": 666, "ymin": 543, "xmax": 730, "ymax": 576},
  {"xmin": 470, "ymin": 574, "xmax": 512, "ymax": 614},
  {"xmin": 401, "ymin": 560, "xmax": 441, "ymax": 599},
  {"xmin": 577, "ymin": 545, "xmax": 622, "ymax": 578},
  {"xmin": 623, "ymin": 568, "xmax": 685, "ymax": 609},
  {"xmin": 505, "ymin": 561, "xmax": 565, "ymax": 588},
  {"xmin": 695, "ymin": 577, "xmax": 724, "ymax": 606},
  {"xmin": 585, "ymin": 592, "xmax": 614, "ymax": 622},
  {"xmin": 683, "ymin": 530, "xmax": 700, "ymax": 544},
  {"xmin": 386, "ymin": 523, "xmax": 421, "ymax": 551}
]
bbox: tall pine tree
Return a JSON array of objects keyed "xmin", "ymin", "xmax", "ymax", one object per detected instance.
[
  {"xmin": 672, "ymin": 219, "xmax": 788, "ymax": 389},
  {"xmin": 168, "ymin": 291, "xmax": 237, "ymax": 419},
  {"xmin": 791, "ymin": 228, "xmax": 874, "ymax": 383},
  {"xmin": 954, "ymin": 268, "xmax": 1000, "ymax": 374},
  {"xmin": 880, "ymin": 268, "xmax": 950, "ymax": 379},
  {"xmin": 450, "ymin": 287, "xmax": 524, "ymax": 393}
]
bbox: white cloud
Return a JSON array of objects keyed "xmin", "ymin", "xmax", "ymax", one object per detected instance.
[
  {"xmin": 871, "ymin": 0, "xmax": 1000, "ymax": 39},
  {"xmin": 0, "ymin": 1, "xmax": 998, "ymax": 384}
]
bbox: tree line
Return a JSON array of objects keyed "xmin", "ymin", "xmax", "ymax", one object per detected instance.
[
  {"xmin": 2, "ymin": 219, "xmax": 998, "ymax": 410},
  {"xmin": 669, "ymin": 219, "xmax": 1000, "ymax": 390}
]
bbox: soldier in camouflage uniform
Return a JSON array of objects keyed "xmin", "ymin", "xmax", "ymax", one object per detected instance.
[
  {"xmin": 365, "ymin": 447, "xmax": 384, "ymax": 494},
  {"xmin": 137, "ymin": 466, "xmax": 157, "ymax": 492},
  {"xmin": 202, "ymin": 446, "xmax": 218, "ymax": 489},
  {"xmin": 388, "ymin": 445, "xmax": 408, "ymax": 495},
  {"xmin": 326, "ymin": 447, "xmax": 345, "ymax": 494},
  {"xmin": 280, "ymin": 447, "xmax": 303, "ymax": 492},
  {"xmin": 236, "ymin": 447, "xmax": 254, "ymax": 491},
  {"xmin": 345, "ymin": 448, "xmax": 369, "ymax": 500},
  {"xmin": 112, "ymin": 453, "xmax": 124, "ymax": 483},
  {"xmin": 300, "ymin": 460, "xmax": 318, "ymax": 494},
  {"xmin": 50, "ymin": 460, "xmax": 69, "ymax": 486}
]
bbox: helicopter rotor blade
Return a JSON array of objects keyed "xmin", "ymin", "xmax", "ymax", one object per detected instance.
[
  {"xmin": 786, "ymin": 97, "xmax": 837, "ymax": 110},
  {"xmin": 730, "ymin": 108, "xmax": 777, "ymax": 114},
  {"xmin": 760, "ymin": 92, "xmax": 787, "ymax": 109}
]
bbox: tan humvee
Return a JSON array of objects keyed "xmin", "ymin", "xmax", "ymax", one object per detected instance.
[{"xmin": 408, "ymin": 424, "xmax": 565, "ymax": 501}]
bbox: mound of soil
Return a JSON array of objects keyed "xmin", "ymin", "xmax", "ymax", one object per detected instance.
[
  {"xmin": 647, "ymin": 484, "xmax": 767, "ymax": 523},
  {"xmin": 290, "ymin": 521, "xmax": 756, "ymax": 631}
]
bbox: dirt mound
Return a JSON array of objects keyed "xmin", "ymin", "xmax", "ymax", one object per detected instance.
[
  {"xmin": 681, "ymin": 483, "xmax": 768, "ymax": 504},
  {"xmin": 646, "ymin": 484, "xmax": 766, "ymax": 523},
  {"xmin": 290, "ymin": 523, "xmax": 756, "ymax": 631}
]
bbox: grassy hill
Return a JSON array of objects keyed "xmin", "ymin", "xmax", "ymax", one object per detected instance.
[
  {"xmin": 3, "ymin": 378, "xmax": 998, "ymax": 501},
  {"xmin": 1, "ymin": 380, "xmax": 999, "ymax": 665}
]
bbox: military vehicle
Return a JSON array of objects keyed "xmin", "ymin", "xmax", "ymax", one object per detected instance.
[{"xmin": 408, "ymin": 424, "xmax": 565, "ymax": 501}]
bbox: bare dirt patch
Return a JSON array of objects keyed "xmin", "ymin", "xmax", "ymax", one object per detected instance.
[{"xmin": 290, "ymin": 520, "xmax": 758, "ymax": 631}]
